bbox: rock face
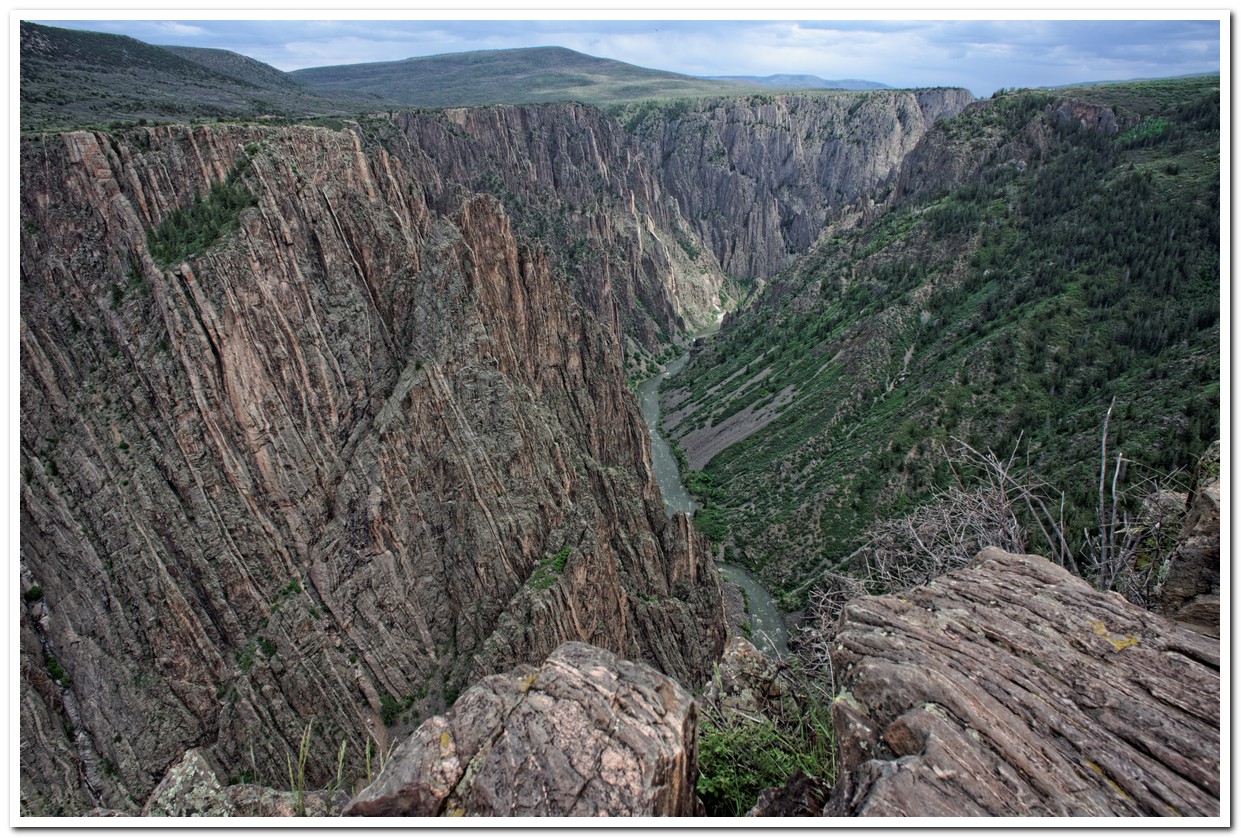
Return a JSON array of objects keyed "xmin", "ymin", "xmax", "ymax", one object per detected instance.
[
  {"xmin": 142, "ymin": 749, "xmax": 232, "ymax": 817},
  {"xmin": 827, "ymin": 548, "xmax": 1220, "ymax": 817},
  {"xmin": 19, "ymin": 122, "xmax": 725, "ymax": 814},
  {"xmin": 1158, "ymin": 445, "xmax": 1221, "ymax": 633},
  {"xmin": 344, "ymin": 642, "xmax": 701, "ymax": 817},
  {"xmin": 702, "ymin": 637, "xmax": 797, "ymax": 721},
  {"xmin": 624, "ymin": 89, "xmax": 974, "ymax": 281},
  {"xmin": 388, "ymin": 105, "xmax": 728, "ymax": 357}
]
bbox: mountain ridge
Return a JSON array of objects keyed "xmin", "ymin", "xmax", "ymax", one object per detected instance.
[
  {"xmin": 289, "ymin": 45, "xmax": 769, "ymax": 107},
  {"xmin": 662, "ymin": 76, "xmax": 1220, "ymax": 605},
  {"xmin": 20, "ymin": 21, "xmax": 386, "ymax": 131}
]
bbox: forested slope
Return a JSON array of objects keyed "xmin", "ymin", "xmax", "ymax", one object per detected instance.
[{"xmin": 664, "ymin": 76, "xmax": 1221, "ymax": 604}]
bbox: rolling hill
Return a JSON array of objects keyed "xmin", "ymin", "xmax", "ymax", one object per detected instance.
[
  {"xmin": 290, "ymin": 46, "xmax": 767, "ymax": 107},
  {"xmin": 20, "ymin": 21, "xmax": 387, "ymax": 131}
]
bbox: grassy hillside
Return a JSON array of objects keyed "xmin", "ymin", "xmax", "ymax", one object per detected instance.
[
  {"xmin": 291, "ymin": 46, "xmax": 765, "ymax": 107},
  {"xmin": 161, "ymin": 45, "xmax": 319, "ymax": 92},
  {"xmin": 666, "ymin": 76, "xmax": 1221, "ymax": 605},
  {"xmin": 20, "ymin": 21, "xmax": 384, "ymax": 131}
]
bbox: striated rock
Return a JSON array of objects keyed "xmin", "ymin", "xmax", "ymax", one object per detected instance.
[
  {"xmin": 827, "ymin": 548, "xmax": 1220, "ymax": 817},
  {"xmin": 626, "ymin": 90, "xmax": 974, "ymax": 281},
  {"xmin": 1158, "ymin": 444, "xmax": 1221, "ymax": 633},
  {"xmin": 389, "ymin": 104, "xmax": 728, "ymax": 355},
  {"xmin": 344, "ymin": 642, "xmax": 700, "ymax": 817},
  {"xmin": 20, "ymin": 121, "xmax": 725, "ymax": 813}
]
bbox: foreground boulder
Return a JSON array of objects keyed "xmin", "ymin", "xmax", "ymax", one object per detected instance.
[
  {"xmin": 142, "ymin": 748, "xmax": 347, "ymax": 817},
  {"xmin": 344, "ymin": 642, "xmax": 700, "ymax": 817},
  {"xmin": 828, "ymin": 548, "xmax": 1220, "ymax": 817}
]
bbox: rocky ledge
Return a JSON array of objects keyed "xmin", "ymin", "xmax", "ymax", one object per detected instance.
[
  {"xmin": 344, "ymin": 642, "xmax": 700, "ymax": 817},
  {"xmin": 826, "ymin": 548, "xmax": 1220, "ymax": 817}
]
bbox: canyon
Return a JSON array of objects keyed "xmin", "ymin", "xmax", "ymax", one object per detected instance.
[
  {"xmin": 19, "ymin": 37, "xmax": 1221, "ymax": 820},
  {"xmin": 21, "ymin": 89, "xmax": 968, "ymax": 815}
]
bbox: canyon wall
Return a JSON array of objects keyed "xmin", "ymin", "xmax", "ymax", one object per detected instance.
[
  {"xmin": 22, "ymin": 88, "xmax": 1082, "ymax": 819},
  {"xmin": 622, "ymin": 89, "xmax": 974, "ymax": 281},
  {"xmin": 385, "ymin": 105, "xmax": 728, "ymax": 361},
  {"xmin": 19, "ymin": 122, "xmax": 725, "ymax": 815}
]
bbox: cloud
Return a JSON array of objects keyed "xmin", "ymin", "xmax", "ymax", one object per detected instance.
[
  {"xmin": 28, "ymin": 17, "xmax": 1221, "ymax": 95},
  {"xmin": 152, "ymin": 21, "xmax": 207, "ymax": 37}
]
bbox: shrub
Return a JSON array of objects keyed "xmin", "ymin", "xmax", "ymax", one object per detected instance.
[
  {"xmin": 45, "ymin": 654, "xmax": 71, "ymax": 687},
  {"xmin": 528, "ymin": 546, "xmax": 572, "ymax": 590},
  {"xmin": 379, "ymin": 695, "xmax": 401, "ymax": 726},
  {"xmin": 696, "ymin": 694, "xmax": 835, "ymax": 816}
]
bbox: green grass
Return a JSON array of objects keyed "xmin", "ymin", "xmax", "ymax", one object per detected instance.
[
  {"xmin": 696, "ymin": 679, "xmax": 835, "ymax": 816},
  {"xmin": 527, "ymin": 545, "xmax": 573, "ymax": 590}
]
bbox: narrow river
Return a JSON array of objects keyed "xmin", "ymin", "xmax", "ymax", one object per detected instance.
[{"xmin": 637, "ymin": 345, "xmax": 790, "ymax": 659}]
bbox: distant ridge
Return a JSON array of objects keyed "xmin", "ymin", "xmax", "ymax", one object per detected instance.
[
  {"xmin": 20, "ymin": 21, "xmax": 386, "ymax": 131},
  {"xmin": 706, "ymin": 73, "xmax": 891, "ymax": 91},
  {"xmin": 291, "ymin": 45, "xmax": 768, "ymax": 107},
  {"xmin": 160, "ymin": 45, "xmax": 317, "ymax": 92},
  {"xmin": 1041, "ymin": 71, "xmax": 1220, "ymax": 90}
]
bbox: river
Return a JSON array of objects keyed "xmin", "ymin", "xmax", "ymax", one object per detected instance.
[{"xmin": 637, "ymin": 341, "xmax": 790, "ymax": 659}]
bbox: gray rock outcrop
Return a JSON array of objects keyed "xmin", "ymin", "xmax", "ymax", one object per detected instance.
[
  {"xmin": 141, "ymin": 747, "xmax": 348, "ymax": 817},
  {"xmin": 827, "ymin": 548, "xmax": 1220, "ymax": 817},
  {"xmin": 626, "ymin": 89, "xmax": 974, "ymax": 281},
  {"xmin": 344, "ymin": 642, "xmax": 701, "ymax": 817},
  {"xmin": 143, "ymin": 749, "xmax": 232, "ymax": 817},
  {"xmin": 1158, "ymin": 444, "xmax": 1221, "ymax": 633}
]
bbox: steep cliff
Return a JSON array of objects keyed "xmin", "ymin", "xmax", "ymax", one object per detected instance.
[
  {"xmin": 618, "ymin": 89, "xmax": 974, "ymax": 282},
  {"xmin": 19, "ymin": 122, "xmax": 725, "ymax": 815},
  {"xmin": 378, "ymin": 105, "xmax": 728, "ymax": 368}
]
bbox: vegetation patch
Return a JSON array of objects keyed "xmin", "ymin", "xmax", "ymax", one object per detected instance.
[
  {"xmin": 45, "ymin": 653, "xmax": 71, "ymax": 688},
  {"xmin": 527, "ymin": 545, "xmax": 573, "ymax": 590},
  {"xmin": 696, "ymin": 677, "xmax": 835, "ymax": 816},
  {"xmin": 148, "ymin": 156, "xmax": 257, "ymax": 266}
]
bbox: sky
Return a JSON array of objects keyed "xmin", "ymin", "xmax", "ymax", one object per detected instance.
[{"xmin": 26, "ymin": 15, "xmax": 1225, "ymax": 99}]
